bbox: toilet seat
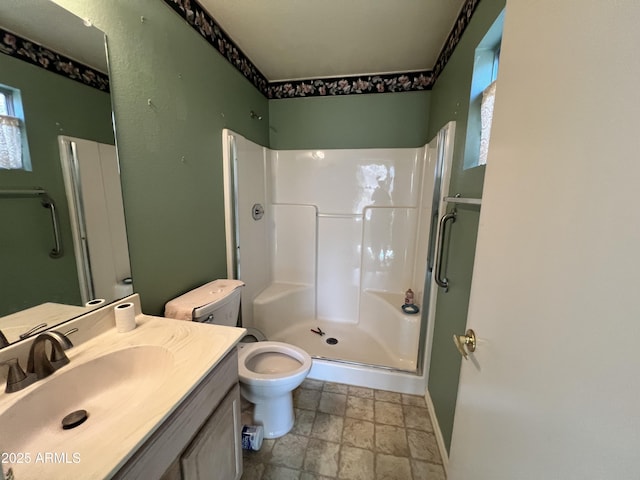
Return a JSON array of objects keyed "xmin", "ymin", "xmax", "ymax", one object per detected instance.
[{"xmin": 238, "ymin": 341, "xmax": 311, "ymax": 383}]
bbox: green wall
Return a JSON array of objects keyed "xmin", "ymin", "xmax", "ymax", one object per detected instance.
[
  {"xmin": 426, "ymin": 0, "xmax": 506, "ymax": 452},
  {"xmin": 57, "ymin": 0, "xmax": 270, "ymax": 315},
  {"xmin": 23, "ymin": 1, "xmax": 503, "ymax": 454},
  {"xmin": 0, "ymin": 53, "xmax": 114, "ymax": 316},
  {"xmin": 269, "ymin": 91, "xmax": 431, "ymax": 149}
]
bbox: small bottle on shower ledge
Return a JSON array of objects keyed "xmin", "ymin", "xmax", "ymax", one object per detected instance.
[{"xmin": 404, "ymin": 289, "xmax": 414, "ymax": 305}]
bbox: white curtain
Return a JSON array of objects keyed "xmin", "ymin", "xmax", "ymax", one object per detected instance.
[
  {"xmin": 0, "ymin": 115, "xmax": 22, "ymax": 169},
  {"xmin": 479, "ymin": 80, "xmax": 497, "ymax": 166}
]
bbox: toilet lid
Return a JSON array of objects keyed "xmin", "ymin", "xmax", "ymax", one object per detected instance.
[{"xmin": 238, "ymin": 341, "xmax": 311, "ymax": 380}]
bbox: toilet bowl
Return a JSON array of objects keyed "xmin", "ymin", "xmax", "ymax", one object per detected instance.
[
  {"xmin": 238, "ymin": 341, "xmax": 312, "ymax": 438},
  {"xmin": 164, "ymin": 280, "xmax": 311, "ymax": 438}
]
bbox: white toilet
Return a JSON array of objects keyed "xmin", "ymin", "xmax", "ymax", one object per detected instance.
[
  {"xmin": 237, "ymin": 341, "xmax": 312, "ymax": 438},
  {"xmin": 164, "ymin": 279, "xmax": 312, "ymax": 439}
]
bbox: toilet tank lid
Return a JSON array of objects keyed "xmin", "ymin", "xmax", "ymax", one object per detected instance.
[{"xmin": 164, "ymin": 279, "xmax": 245, "ymax": 321}]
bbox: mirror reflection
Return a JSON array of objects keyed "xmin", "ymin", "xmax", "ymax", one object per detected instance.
[{"xmin": 0, "ymin": 0, "xmax": 132, "ymax": 347}]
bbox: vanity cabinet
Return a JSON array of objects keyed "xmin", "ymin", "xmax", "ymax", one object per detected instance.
[
  {"xmin": 114, "ymin": 349, "xmax": 243, "ymax": 480},
  {"xmin": 180, "ymin": 384, "xmax": 242, "ymax": 479}
]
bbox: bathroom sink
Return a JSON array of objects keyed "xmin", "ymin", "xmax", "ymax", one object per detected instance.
[
  {"xmin": 0, "ymin": 345, "xmax": 173, "ymax": 458},
  {"xmin": 0, "ymin": 311, "xmax": 245, "ymax": 479}
]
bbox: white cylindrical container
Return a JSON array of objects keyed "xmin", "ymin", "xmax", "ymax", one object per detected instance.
[
  {"xmin": 85, "ymin": 298, "xmax": 106, "ymax": 307},
  {"xmin": 241, "ymin": 425, "xmax": 264, "ymax": 451},
  {"xmin": 114, "ymin": 302, "xmax": 136, "ymax": 332}
]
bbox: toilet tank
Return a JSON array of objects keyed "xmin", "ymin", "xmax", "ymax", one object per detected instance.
[{"xmin": 164, "ymin": 279, "xmax": 245, "ymax": 326}]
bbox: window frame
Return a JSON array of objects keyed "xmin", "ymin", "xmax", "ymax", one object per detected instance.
[
  {"xmin": 0, "ymin": 83, "xmax": 31, "ymax": 171},
  {"xmin": 462, "ymin": 10, "xmax": 504, "ymax": 170}
]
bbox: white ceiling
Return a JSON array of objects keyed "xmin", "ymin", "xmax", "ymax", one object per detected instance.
[
  {"xmin": 199, "ymin": 0, "xmax": 467, "ymax": 82},
  {"xmin": 0, "ymin": 0, "xmax": 107, "ymax": 72},
  {"xmin": 1, "ymin": 1, "xmax": 467, "ymax": 84}
]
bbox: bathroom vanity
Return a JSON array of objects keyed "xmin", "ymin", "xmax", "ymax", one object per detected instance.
[
  {"xmin": 0, "ymin": 296, "xmax": 245, "ymax": 480},
  {"xmin": 122, "ymin": 350, "xmax": 242, "ymax": 480}
]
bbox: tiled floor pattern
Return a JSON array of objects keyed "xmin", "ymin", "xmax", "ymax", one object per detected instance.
[{"xmin": 241, "ymin": 379, "xmax": 446, "ymax": 480}]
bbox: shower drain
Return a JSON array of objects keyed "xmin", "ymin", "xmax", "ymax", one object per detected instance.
[{"xmin": 326, "ymin": 337, "xmax": 338, "ymax": 345}]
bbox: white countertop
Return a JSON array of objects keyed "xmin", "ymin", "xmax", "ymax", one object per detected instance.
[
  {"xmin": 0, "ymin": 312, "xmax": 245, "ymax": 479},
  {"xmin": 0, "ymin": 303, "xmax": 90, "ymax": 344}
]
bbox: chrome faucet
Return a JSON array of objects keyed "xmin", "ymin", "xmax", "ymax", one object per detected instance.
[
  {"xmin": 0, "ymin": 358, "xmax": 36, "ymax": 393},
  {"xmin": 26, "ymin": 331, "xmax": 74, "ymax": 380}
]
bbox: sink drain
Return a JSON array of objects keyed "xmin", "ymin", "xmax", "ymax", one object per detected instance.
[
  {"xmin": 326, "ymin": 337, "xmax": 338, "ymax": 345},
  {"xmin": 62, "ymin": 409, "xmax": 89, "ymax": 430}
]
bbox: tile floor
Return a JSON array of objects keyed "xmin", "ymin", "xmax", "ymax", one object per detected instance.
[{"xmin": 241, "ymin": 379, "xmax": 446, "ymax": 480}]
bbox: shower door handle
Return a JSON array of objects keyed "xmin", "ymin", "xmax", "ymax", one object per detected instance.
[{"xmin": 434, "ymin": 210, "xmax": 456, "ymax": 292}]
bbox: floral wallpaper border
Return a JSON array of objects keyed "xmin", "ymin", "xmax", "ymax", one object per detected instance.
[
  {"xmin": 0, "ymin": 28, "xmax": 110, "ymax": 93},
  {"xmin": 2, "ymin": 0, "xmax": 481, "ymax": 98},
  {"xmin": 267, "ymin": 71, "xmax": 435, "ymax": 99},
  {"xmin": 165, "ymin": 0, "xmax": 482, "ymax": 99},
  {"xmin": 164, "ymin": 0, "xmax": 269, "ymax": 96},
  {"xmin": 433, "ymin": 0, "xmax": 482, "ymax": 79}
]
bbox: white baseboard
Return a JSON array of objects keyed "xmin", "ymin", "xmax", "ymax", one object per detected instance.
[{"xmin": 425, "ymin": 390, "xmax": 449, "ymax": 475}]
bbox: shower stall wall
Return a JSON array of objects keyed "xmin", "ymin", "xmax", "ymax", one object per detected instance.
[{"xmin": 223, "ymin": 124, "xmax": 455, "ymax": 392}]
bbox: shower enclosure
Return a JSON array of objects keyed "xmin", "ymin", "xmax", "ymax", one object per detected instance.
[
  {"xmin": 58, "ymin": 136, "xmax": 133, "ymax": 304},
  {"xmin": 223, "ymin": 123, "xmax": 455, "ymax": 393}
]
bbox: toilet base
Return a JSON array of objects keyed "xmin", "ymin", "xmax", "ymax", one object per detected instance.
[{"xmin": 243, "ymin": 389, "xmax": 295, "ymax": 439}]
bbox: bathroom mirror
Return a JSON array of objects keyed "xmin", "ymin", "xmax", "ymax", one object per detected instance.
[{"xmin": 0, "ymin": 0, "xmax": 131, "ymax": 346}]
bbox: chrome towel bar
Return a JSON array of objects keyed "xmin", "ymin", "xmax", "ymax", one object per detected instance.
[{"xmin": 443, "ymin": 194, "xmax": 482, "ymax": 205}]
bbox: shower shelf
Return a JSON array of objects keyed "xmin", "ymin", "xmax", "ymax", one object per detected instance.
[{"xmin": 444, "ymin": 195, "xmax": 482, "ymax": 206}]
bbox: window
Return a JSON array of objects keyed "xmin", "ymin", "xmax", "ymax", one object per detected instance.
[
  {"xmin": 463, "ymin": 11, "xmax": 504, "ymax": 170},
  {"xmin": 479, "ymin": 80, "xmax": 497, "ymax": 166},
  {"xmin": 0, "ymin": 85, "xmax": 31, "ymax": 170}
]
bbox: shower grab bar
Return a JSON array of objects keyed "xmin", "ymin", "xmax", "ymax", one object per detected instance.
[
  {"xmin": 41, "ymin": 194, "xmax": 63, "ymax": 258},
  {"xmin": 0, "ymin": 187, "xmax": 63, "ymax": 258},
  {"xmin": 434, "ymin": 210, "xmax": 456, "ymax": 292},
  {"xmin": 0, "ymin": 188, "xmax": 47, "ymax": 196},
  {"xmin": 426, "ymin": 211, "xmax": 439, "ymax": 273}
]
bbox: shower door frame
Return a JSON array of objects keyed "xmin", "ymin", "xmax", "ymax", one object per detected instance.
[{"xmin": 416, "ymin": 121, "xmax": 456, "ymax": 379}]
